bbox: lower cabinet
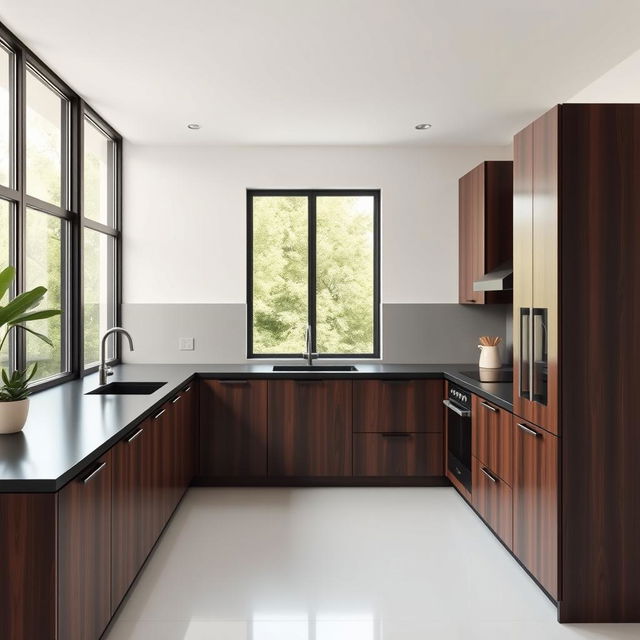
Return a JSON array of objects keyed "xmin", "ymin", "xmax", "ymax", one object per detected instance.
[
  {"xmin": 199, "ymin": 379, "xmax": 268, "ymax": 477},
  {"xmin": 513, "ymin": 416, "xmax": 558, "ymax": 599},
  {"xmin": 111, "ymin": 419, "xmax": 154, "ymax": 610},
  {"xmin": 58, "ymin": 450, "xmax": 113, "ymax": 640},
  {"xmin": 472, "ymin": 456, "xmax": 513, "ymax": 548},
  {"xmin": 268, "ymin": 380, "xmax": 352, "ymax": 476},
  {"xmin": 353, "ymin": 433, "xmax": 443, "ymax": 476}
]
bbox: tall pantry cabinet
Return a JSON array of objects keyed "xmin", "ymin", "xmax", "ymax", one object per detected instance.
[{"xmin": 513, "ymin": 103, "xmax": 640, "ymax": 622}]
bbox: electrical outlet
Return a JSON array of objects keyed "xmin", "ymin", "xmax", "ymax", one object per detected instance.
[{"xmin": 179, "ymin": 337, "xmax": 195, "ymax": 351}]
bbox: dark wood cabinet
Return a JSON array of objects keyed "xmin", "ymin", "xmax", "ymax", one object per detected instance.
[
  {"xmin": 353, "ymin": 433, "xmax": 443, "ymax": 477},
  {"xmin": 459, "ymin": 160, "xmax": 513, "ymax": 305},
  {"xmin": 200, "ymin": 379, "xmax": 268, "ymax": 477},
  {"xmin": 472, "ymin": 456, "xmax": 513, "ymax": 549},
  {"xmin": 268, "ymin": 380, "xmax": 352, "ymax": 476},
  {"xmin": 512, "ymin": 416, "xmax": 558, "ymax": 600},
  {"xmin": 353, "ymin": 379, "xmax": 443, "ymax": 433},
  {"xmin": 513, "ymin": 109, "xmax": 559, "ymax": 435},
  {"xmin": 471, "ymin": 394, "xmax": 512, "ymax": 486},
  {"xmin": 58, "ymin": 451, "xmax": 113, "ymax": 640},
  {"xmin": 111, "ymin": 422, "xmax": 153, "ymax": 611}
]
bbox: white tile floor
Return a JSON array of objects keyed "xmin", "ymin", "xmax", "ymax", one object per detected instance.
[{"xmin": 105, "ymin": 487, "xmax": 640, "ymax": 640}]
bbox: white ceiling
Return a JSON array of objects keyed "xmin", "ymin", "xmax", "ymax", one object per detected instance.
[{"xmin": 2, "ymin": 0, "xmax": 640, "ymax": 146}]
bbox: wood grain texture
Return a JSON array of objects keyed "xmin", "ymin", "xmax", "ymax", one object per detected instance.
[
  {"xmin": 0, "ymin": 493, "xmax": 57, "ymax": 640},
  {"xmin": 459, "ymin": 161, "xmax": 513, "ymax": 305},
  {"xmin": 352, "ymin": 379, "xmax": 444, "ymax": 433},
  {"xmin": 111, "ymin": 423, "xmax": 154, "ymax": 612},
  {"xmin": 484, "ymin": 160, "xmax": 514, "ymax": 304},
  {"xmin": 268, "ymin": 380, "xmax": 352, "ymax": 476},
  {"xmin": 58, "ymin": 450, "xmax": 113, "ymax": 640},
  {"xmin": 459, "ymin": 162, "xmax": 485, "ymax": 304},
  {"xmin": 199, "ymin": 380, "xmax": 268, "ymax": 477},
  {"xmin": 530, "ymin": 106, "xmax": 559, "ymax": 434},
  {"xmin": 353, "ymin": 433, "xmax": 443, "ymax": 477},
  {"xmin": 559, "ymin": 103, "xmax": 640, "ymax": 622},
  {"xmin": 513, "ymin": 123, "xmax": 534, "ymax": 423},
  {"xmin": 512, "ymin": 416, "xmax": 558, "ymax": 600},
  {"xmin": 472, "ymin": 394, "xmax": 513, "ymax": 486},
  {"xmin": 472, "ymin": 455, "xmax": 513, "ymax": 549}
]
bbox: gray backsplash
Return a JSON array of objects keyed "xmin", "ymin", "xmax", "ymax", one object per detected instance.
[{"xmin": 122, "ymin": 303, "xmax": 511, "ymax": 365}]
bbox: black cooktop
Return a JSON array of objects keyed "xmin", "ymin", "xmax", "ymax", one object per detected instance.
[{"xmin": 460, "ymin": 368, "xmax": 513, "ymax": 383}]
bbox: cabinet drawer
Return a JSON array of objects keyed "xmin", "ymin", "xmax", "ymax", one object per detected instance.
[
  {"xmin": 472, "ymin": 395, "xmax": 513, "ymax": 486},
  {"xmin": 353, "ymin": 379, "xmax": 444, "ymax": 433},
  {"xmin": 472, "ymin": 456, "xmax": 513, "ymax": 549},
  {"xmin": 353, "ymin": 433, "xmax": 443, "ymax": 477}
]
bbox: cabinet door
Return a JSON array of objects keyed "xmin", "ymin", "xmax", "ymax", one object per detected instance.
[
  {"xmin": 176, "ymin": 382, "xmax": 197, "ymax": 487},
  {"xmin": 472, "ymin": 456, "xmax": 513, "ymax": 549},
  {"xmin": 513, "ymin": 416, "xmax": 558, "ymax": 599},
  {"xmin": 58, "ymin": 451, "xmax": 112, "ymax": 640},
  {"xmin": 471, "ymin": 395, "xmax": 512, "ymax": 486},
  {"xmin": 353, "ymin": 433, "xmax": 443, "ymax": 477},
  {"xmin": 459, "ymin": 163, "xmax": 485, "ymax": 304},
  {"xmin": 149, "ymin": 403, "xmax": 174, "ymax": 539},
  {"xmin": 530, "ymin": 107, "xmax": 559, "ymax": 434},
  {"xmin": 268, "ymin": 380, "xmax": 352, "ymax": 477},
  {"xmin": 111, "ymin": 424, "xmax": 151, "ymax": 611},
  {"xmin": 200, "ymin": 380, "xmax": 268, "ymax": 477},
  {"xmin": 513, "ymin": 123, "xmax": 534, "ymax": 422},
  {"xmin": 353, "ymin": 379, "xmax": 443, "ymax": 433}
]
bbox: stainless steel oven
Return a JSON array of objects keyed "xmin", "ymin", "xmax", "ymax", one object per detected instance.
[{"xmin": 443, "ymin": 384, "xmax": 472, "ymax": 493}]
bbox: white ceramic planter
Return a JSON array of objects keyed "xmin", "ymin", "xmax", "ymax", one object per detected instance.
[
  {"xmin": 0, "ymin": 398, "xmax": 30, "ymax": 434},
  {"xmin": 478, "ymin": 345, "xmax": 501, "ymax": 369}
]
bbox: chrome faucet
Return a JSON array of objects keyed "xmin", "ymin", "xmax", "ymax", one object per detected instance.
[
  {"xmin": 302, "ymin": 324, "xmax": 319, "ymax": 366},
  {"xmin": 99, "ymin": 327, "xmax": 135, "ymax": 385}
]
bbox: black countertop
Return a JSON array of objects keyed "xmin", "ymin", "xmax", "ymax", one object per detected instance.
[{"xmin": 0, "ymin": 363, "xmax": 513, "ymax": 492}]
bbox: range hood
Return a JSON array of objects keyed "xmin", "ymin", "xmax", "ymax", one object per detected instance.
[{"xmin": 473, "ymin": 261, "xmax": 513, "ymax": 292}]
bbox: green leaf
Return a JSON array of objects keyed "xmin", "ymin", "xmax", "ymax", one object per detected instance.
[
  {"xmin": 9, "ymin": 309, "xmax": 61, "ymax": 324},
  {"xmin": 25, "ymin": 363, "xmax": 38, "ymax": 383},
  {"xmin": 1, "ymin": 368, "xmax": 8, "ymax": 386},
  {"xmin": 0, "ymin": 287, "xmax": 48, "ymax": 327},
  {"xmin": 0, "ymin": 266, "xmax": 15, "ymax": 301},
  {"xmin": 14, "ymin": 324, "xmax": 54, "ymax": 347}
]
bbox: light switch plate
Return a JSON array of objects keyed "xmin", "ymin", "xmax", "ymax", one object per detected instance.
[{"xmin": 179, "ymin": 337, "xmax": 195, "ymax": 351}]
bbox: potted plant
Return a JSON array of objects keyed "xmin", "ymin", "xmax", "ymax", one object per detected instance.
[{"xmin": 0, "ymin": 266, "xmax": 61, "ymax": 434}]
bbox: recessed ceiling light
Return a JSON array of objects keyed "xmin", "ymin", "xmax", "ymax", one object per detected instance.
[
  {"xmin": 187, "ymin": 123, "xmax": 201, "ymax": 130},
  {"xmin": 415, "ymin": 123, "xmax": 432, "ymax": 130}
]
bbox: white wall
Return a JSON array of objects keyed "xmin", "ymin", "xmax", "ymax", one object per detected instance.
[{"xmin": 123, "ymin": 144, "xmax": 512, "ymax": 305}]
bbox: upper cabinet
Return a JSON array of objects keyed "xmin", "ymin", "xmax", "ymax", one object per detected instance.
[
  {"xmin": 458, "ymin": 160, "xmax": 513, "ymax": 304},
  {"xmin": 513, "ymin": 108, "xmax": 559, "ymax": 434}
]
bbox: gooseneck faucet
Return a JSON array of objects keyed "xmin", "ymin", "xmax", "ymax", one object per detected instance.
[
  {"xmin": 99, "ymin": 327, "xmax": 135, "ymax": 385},
  {"xmin": 302, "ymin": 324, "xmax": 319, "ymax": 366}
]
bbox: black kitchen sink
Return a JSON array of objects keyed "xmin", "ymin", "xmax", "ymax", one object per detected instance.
[
  {"xmin": 272, "ymin": 365, "xmax": 358, "ymax": 372},
  {"xmin": 86, "ymin": 381, "xmax": 167, "ymax": 395}
]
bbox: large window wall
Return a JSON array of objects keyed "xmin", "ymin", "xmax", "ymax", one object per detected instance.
[{"xmin": 0, "ymin": 22, "xmax": 121, "ymax": 388}]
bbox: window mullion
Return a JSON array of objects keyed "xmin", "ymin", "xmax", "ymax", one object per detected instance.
[
  {"xmin": 308, "ymin": 194, "xmax": 317, "ymax": 353},
  {"xmin": 14, "ymin": 46, "xmax": 25, "ymax": 373}
]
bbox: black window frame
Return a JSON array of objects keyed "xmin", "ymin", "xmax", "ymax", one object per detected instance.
[
  {"xmin": 247, "ymin": 188, "xmax": 381, "ymax": 359},
  {"xmin": 0, "ymin": 20, "xmax": 122, "ymax": 391}
]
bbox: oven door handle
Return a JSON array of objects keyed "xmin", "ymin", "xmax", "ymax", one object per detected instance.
[{"xmin": 442, "ymin": 399, "xmax": 471, "ymax": 417}]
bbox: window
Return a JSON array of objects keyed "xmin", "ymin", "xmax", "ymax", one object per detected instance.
[
  {"xmin": 82, "ymin": 115, "xmax": 118, "ymax": 367},
  {"xmin": 248, "ymin": 190, "xmax": 380, "ymax": 358},
  {"xmin": 0, "ymin": 22, "xmax": 121, "ymax": 389}
]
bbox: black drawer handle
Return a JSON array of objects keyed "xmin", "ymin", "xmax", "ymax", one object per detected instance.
[
  {"xmin": 480, "ymin": 466, "xmax": 499, "ymax": 483},
  {"xmin": 381, "ymin": 432, "xmax": 411, "ymax": 438},
  {"xmin": 82, "ymin": 461, "xmax": 107, "ymax": 484},
  {"xmin": 126, "ymin": 428, "xmax": 144, "ymax": 443},
  {"xmin": 218, "ymin": 380, "xmax": 249, "ymax": 385},
  {"xmin": 517, "ymin": 422, "xmax": 540, "ymax": 438},
  {"xmin": 480, "ymin": 401, "xmax": 498, "ymax": 413}
]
